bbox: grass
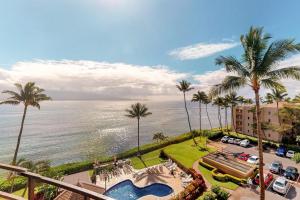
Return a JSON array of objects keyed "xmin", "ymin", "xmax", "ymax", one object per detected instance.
[
  {"xmin": 198, "ymin": 165, "xmax": 239, "ymax": 190},
  {"xmin": 131, "ymin": 148, "xmax": 166, "ymax": 169},
  {"xmin": 0, "ymin": 188, "xmax": 28, "ymax": 200},
  {"xmin": 164, "ymin": 137, "xmax": 214, "ymax": 168}
]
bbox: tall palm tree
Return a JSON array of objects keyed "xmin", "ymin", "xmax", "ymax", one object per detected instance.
[
  {"xmin": 191, "ymin": 91, "xmax": 208, "ymax": 138},
  {"xmin": 223, "ymin": 98, "xmax": 230, "ymax": 132},
  {"xmin": 0, "ymin": 82, "xmax": 51, "ymax": 165},
  {"xmin": 212, "ymin": 97, "xmax": 224, "ymax": 130},
  {"xmin": 203, "ymin": 97, "xmax": 213, "ymax": 130},
  {"xmin": 224, "ymin": 92, "xmax": 244, "ymax": 132},
  {"xmin": 266, "ymin": 88, "xmax": 288, "ymax": 125},
  {"xmin": 176, "ymin": 80, "xmax": 196, "ymax": 145},
  {"xmin": 211, "ymin": 26, "xmax": 300, "ymax": 200},
  {"xmin": 125, "ymin": 103, "xmax": 152, "ymax": 156}
]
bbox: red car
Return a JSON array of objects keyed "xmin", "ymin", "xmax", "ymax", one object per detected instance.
[
  {"xmin": 254, "ymin": 173, "xmax": 273, "ymax": 186},
  {"xmin": 237, "ymin": 153, "xmax": 250, "ymax": 161}
]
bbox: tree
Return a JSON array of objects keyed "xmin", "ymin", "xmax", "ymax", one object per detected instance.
[
  {"xmin": 0, "ymin": 82, "xmax": 51, "ymax": 165},
  {"xmin": 176, "ymin": 80, "xmax": 196, "ymax": 145},
  {"xmin": 152, "ymin": 132, "xmax": 167, "ymax": 143},
  {"xmin": 203, "ymin": 97, "xmax": 213, "ymax": 130},
  {"xmin": 125, "ymin": 103, "xmax": 152, "ymax": 156},
  {"xmin": 19, "ymin": 159, "xmax": 50, "ymax": 197},
  {"xmin": 212, "ymin": 97, "xmax": 224, "ymax": 131},
  {"xmin": 224, "ymin": 92, "xmax": 243, "ymax": 132},
  {"xmin": 293, "ymin": 94, "xmax": 300, "ymax": 103},
  {"xmin": 192, "ymin": 91, "xmax": 208, "ymax": 139},
  {"xmin": 266, "ymin": 88, "xmax": 288, "ymax": 125},
  {"xmin": 211, "ymin": 26, "xmax": 300, "ymax": 200}
]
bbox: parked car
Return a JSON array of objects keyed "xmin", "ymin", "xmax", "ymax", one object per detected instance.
[
  {"xmin": 240, "ymin": 139, "xmax": 250, "ymax": 147},
  {"xmin": 247, "ymin": 155, "xmax": 259, "ymax": 164},
  {"xmin": 234, "ymin": 138, "xmax": 242, "ymax": 145},
  {"xmin": 237, "ymin": 153, "xmax": 250, "ymax": 161},
  {"xmin": 276, "ymin": 145, "xmax": 287, "ymax": 157},
  {"xmin": 254, "ymin": 173, "xmax": 273, "ymax": 186},
  {"xmin": 269, "ymin": 161, "xmax": 283, "ymax": 174},
  {"xmin": 228, "ymin": 137, "xmax": 235, "ymax": 144},
  {"xmin": 272, "ymin": 177, "xmax": 289, "ymax": 195},
  {"xmin": 221, "ymin": 136, "xmax": 229, "ymax": 143},
  {"xmin": 286, "ymin": 150, "xmax": 295, "ymax": 158},
  {"xmin": 284, "ymin": 166, "xmax": 299, "ymax": 181}
]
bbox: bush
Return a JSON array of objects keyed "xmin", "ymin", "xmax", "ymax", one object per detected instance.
[
  {"xmin": 0, "ymin": 176, "xmax": 27, "ymax": 192},
  {"xmin": 292, "ymin": 153, "xmax": 300, "ymax": 163},
  {"xmin": 202, "ymin": 191, "xmax": 217, "ymax": 200},
  {"xmin": 211, "ymin": 186, "xmax": 229, "ymax": 200},
  {"xmin": 51, "ymin": 160, "xmax": 93, "ymax": 176}
]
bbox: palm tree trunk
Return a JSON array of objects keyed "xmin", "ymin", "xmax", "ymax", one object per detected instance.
[
  {"xmin": 276, "ymin": 101, "xmax": 281, "ymax": 125},
  {"xmin": 137, "ymin": 117, "xmax": 140, "ymax": 156},
  {"xmin": 218, "ymin": 106, "xmax": 223, "ymax": 130},
  {"xmin": 183, "ymin": 92, "xmax": 196, "ymax": 145},
  {"xmin": 12, "ymin": 106, "xmax": 27, "ymax": 165},
  {"xmin": 231, "ymin": 106, "xmax": 236, "ymax": 132},
  {"xmin": 225, "ymin": 107, "xmax": 229, "ymax": 133},
  {"xmin": 255, "ymin": 90, "xmax": 265, "ymax": 200},
  {"xmin": 199, "ymin": 101, "xmax": 202, "ymax": 142},
  {"xmin": 206, "ymin": 104, "xmax": 213, "ymax": 130}
]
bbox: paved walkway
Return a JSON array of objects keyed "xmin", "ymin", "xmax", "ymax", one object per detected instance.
[{"xmin": 63, "ymin": 171, "xmax": 91, "ymax": 185}]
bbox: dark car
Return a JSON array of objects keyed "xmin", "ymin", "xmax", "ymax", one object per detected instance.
[
  {"xmin": 284, "ymin": 166, "xmax": 299, "ymax": 181},
  {"xmin": 276, "ymin": 145, "xmax": 287, "ymax": 157}
]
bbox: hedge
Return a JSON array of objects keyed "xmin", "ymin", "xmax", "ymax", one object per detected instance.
[
  {"xmin": 0, "ymin": 176, "xmax": 27, "ymax": 193},
  {"xmin": 199, "ymin": 160, "xmax": 247, "ymax": 185}
]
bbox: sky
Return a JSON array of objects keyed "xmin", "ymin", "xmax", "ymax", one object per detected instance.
[{"xmin": 0, "ymin": 0, "xmax": 300, "ymax": 100}]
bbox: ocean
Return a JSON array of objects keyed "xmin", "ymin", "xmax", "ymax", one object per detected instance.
[{"xmin": 0, "ymin": 100, "xmax": 229, "ymax": 166}]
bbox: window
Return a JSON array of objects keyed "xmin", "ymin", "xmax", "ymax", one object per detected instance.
[
  {"xmin": 268, "ymin": 134, "xmax": 271, "ymax": 137},
  {"xmin": 248, "ymin": 123, "xmax": 250, "ymax": 126},
  {"xmin": 268, "ymin": 119, "xmax": 271, "ymax": 123},
  {"xmin": 269, "ymin": 111, "xmax": 271, "ymax": 115},
  {"xmin": 248, "ymin": 130, "xmax": 249, "ymax": 133},
  {"xmin": 248, "ymin": 117, "xmax": 250, "ymax": 119}
]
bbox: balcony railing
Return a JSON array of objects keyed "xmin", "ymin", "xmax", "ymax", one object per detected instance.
[{"xmin": 0, "ymin": 163, "xmax": 113, "ymax": 200}]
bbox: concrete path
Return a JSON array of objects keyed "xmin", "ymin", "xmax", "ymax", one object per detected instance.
[{"xmin": 63, "ymin": 171, "xmax": 91, "ymax": 185}]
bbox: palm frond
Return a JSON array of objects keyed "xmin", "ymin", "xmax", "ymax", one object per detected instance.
[
  {"xmin": 260, "ymin": 78, "xmax": 285, "ymax": 90},
  {"xmin": 216, "ymin": 56, "xmax": 249, "ymax": 76},
  {"xmin": 0, "ymin": 100, "xmax": 20, "ymax": 105},
  {"xmin": 266, "ymin": 67, "xmax": 300, "ymax": 80}
]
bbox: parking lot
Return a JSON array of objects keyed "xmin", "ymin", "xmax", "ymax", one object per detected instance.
[{"xmin": 213, "ymin": 140, "xmax": 300, "ymax": 200}]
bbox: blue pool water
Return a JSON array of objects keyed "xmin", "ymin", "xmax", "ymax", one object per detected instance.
[{"xmin": 104, "ymin": 179, "xmax": 174, "ymax": 200}]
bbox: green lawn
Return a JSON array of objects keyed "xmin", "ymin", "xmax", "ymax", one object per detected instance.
[
  {"xmin": 0, "ymin": 188, "xmax": 28, "ymax": 200},
  {"xmin": 198, "ymin": 165, "xmax": 239, "ymax": 190},
  {"xmin": 164, "ymin": 138, "xmax": 214, "ymax": 168},
  {"xmin": 131, "ymin": 148, "xmax": 166, "ymax": 169}
]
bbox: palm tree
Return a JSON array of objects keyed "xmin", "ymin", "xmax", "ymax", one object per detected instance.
[
  {"xmin": 191, "ymin": 91, "xmax": 208, "ymax": 138},
  {"xmin": 212, "ymin": 97, "xmax": 224, "ymax": 130},
  {"xmin": 152, "ymin": 132, "xmax": 167, "ymax": 143},
  {"xmin": 20, "ymin": 159, "xmax": 50, "ymax": 197},
  {"xmin": 223, "ymin": 98, "xmax": 230, "ymax": 132},
  {"xmin": 125, "ymin": 103, "xmax": 152, "ymax": 156},
  {"xmin": 266, "ymin": 88, "xmax": 288, "ymax": 125},
  {"xmin": 224, "ymin": 92, "xmax": 243, "ymax": 132},
  {"xmin": 176, "ymin": 80, "xmax": 196, "ymax": 145},
  {"xmin": 0, "ymin": 82, "xmax": 51, "ymax": 165},
  {"xmin": 203, "ymin": 97, "xmax": 213, "ymax": 130},
  {"xmin": 212, "ymin": 26, "xmax": 300, "ymax": 200}
]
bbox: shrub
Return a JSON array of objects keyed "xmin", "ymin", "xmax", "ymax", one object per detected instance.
[
  {"xmin": 51, "ymin": 161, "xmax": 93, "ymax": 175},
  {"xmin": 0, "ymin": 176, "xmax": 27, "ymax": 192},
  {"xmin": 292, "ymin": 153, "xmax": 300, "ymax": 163},
  {"xmin": 202, "ymin": 191, "xmax": 217, "ymax": 200},
  {"xmin": 211, "ymin": 185, "xmax": 229, "ymax": 200}
]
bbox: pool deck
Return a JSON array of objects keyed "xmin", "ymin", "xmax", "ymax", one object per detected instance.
[{"xmin": 96, "ymin": 164, "xmax": 184, "ymax": 199}]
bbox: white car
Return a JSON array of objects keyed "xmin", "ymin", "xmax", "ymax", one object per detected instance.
[
  {"xmin": 247, "ymin": 155, "xmax": 259, "ymax": 164},
  {"xmin": 240, "ymin": 139, "xmax": 250, "ymax": 147},
  {"xmin": 221, "ymin": 136, "xmax": 229, "ymax": 143},
  {"xmin": 272, "ymin": 177, "xmax": 289, "ymax": 195},
  {"xmin": 286, "ymin": 150, "xmax": 295, "ymax": 158},
  {"xmin": 234, "ymin": 138, "xmax": 242, "ymax": 145},
  {"xmin": 228, "ymin": 138, "xmax": 235, "ymax": 144}
]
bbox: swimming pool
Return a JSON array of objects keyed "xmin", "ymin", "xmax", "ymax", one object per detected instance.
[{"xmin": 104, "ymin": 179, "xmax": 174, "ymax": 200}]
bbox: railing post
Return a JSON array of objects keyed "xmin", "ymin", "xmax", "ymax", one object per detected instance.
[{"xmin": 28, "ymin": 177, "xmax": 35, "ymax": 200}]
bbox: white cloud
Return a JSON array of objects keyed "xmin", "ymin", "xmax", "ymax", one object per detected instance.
[
  {"xmin": 193, "ymin": 54, "xmax": 300, "ymax": 98},
  {"xmin": 0, "ymin": 60, "xmax": 187, "ymax": 100},
  {"xmin": 169, "ymin": 42, "xmax": 238, "ymax": 60}
]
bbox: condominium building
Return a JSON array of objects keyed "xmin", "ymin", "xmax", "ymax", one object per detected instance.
[{"xmin": 232, "ymin": 102, "xmax": 284, "ymax": 142}]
